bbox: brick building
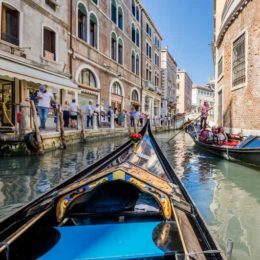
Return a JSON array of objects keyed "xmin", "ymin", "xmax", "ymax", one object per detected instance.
[
  {"xmin": 161, "ymin": 47, "xmax": 177, "ymax": 116},
  {"xmin": 213, "ymin": 0, "xmax": 260, "ymax": 135},
  {"xmin": 69, "ymin": 0, "xmax": 163, "ymax": 115},
  {"xmin": 176, "ymin": 70, "xmax": 192, "ymax": 114}
]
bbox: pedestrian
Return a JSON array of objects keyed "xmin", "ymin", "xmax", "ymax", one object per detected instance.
[
  {"xmin": 63, "ymin": 100, "xmax": 70, "ymax": 127},
  {"xmin": 130, "ymin": 108, "xmax": 136, "ymax": 127},
  {"xmin": 118, "ymin": 109, "xmax": 125, "ymax": 127},
  {"xmin": 84, "ymin": 101, "xmax": 93, "ymax": 128},
  {"xmin": 93, "ymin": 104, "xmax": 100, "ymax": 127},
  {"xmin": 139, "ymin": 113, "xmax": 144, "ymax": 127},
  {"xmin": 69, "ymin": 99, "xmax": 79, "ymax": 128},
  {"xmin": 107, "ymin": 106, "xmax": 113, "ymax": 123},
  {"xmin": 52, "ymin": 93, "xmax": 59, "ymax": 131},
  {"xmin": 114, "ymin": 108, "xmax": 119, "ymax": 126},
  {"xmin": 200, "ymin": 100, "xmax": 210, "ymax": 129},
  {"xmin": 36, "ymin": 85, "xmax": 53, "ymax": 130}
]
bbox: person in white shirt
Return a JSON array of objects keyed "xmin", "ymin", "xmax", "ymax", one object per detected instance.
[
  {"xmin": 84, "ymin": 101, "xmax": 93, "ymax": 128},
  {"xmin": 69, "ymin": 99, "xmax": 79, "ymax": 128},
  {"xmin": 36, "ymin": 85, "xmax": 53, "ymax": 130}
]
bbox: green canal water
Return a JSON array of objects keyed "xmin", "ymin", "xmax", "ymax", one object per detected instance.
[{"xmin": 0, "ymin": 131, "xmax": 260, "ymax": 259}]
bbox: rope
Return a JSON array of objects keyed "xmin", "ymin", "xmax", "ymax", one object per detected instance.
[{"xmin": 0, "ymin": 102, "xmax": 15, "ymax": 127}]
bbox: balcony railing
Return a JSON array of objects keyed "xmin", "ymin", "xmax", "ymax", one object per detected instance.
[
  {"xmin": 144, "ymin": 81, "xmax": 155, "ymax": 91},
  {"xmin": 1, "ymin": 32, "xmax": 19, "ymax": 46}
]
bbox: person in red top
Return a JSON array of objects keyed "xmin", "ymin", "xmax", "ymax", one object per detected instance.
[{"xmin": 200, "ymin": 100, "xmax": 210, "ymax": 129}]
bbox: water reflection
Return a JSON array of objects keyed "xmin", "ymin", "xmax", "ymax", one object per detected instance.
[
  {"xmin": 0, "ymin": 137, "xmax": 127, "ymax": 220},
  {"xmin": 1, "ymin": 131, "xmax": 260, "ymax": 259},
  {"xmin": 155, "ymin": 131, "xmax": 260, "ymax": 260}
]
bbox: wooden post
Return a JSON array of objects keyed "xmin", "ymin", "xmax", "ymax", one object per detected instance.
[
  {"xmin": 226, "ymin": 239, "xmax": 233, "ymax": 260},
  {"xmin": 30, "ymin": 101, "xmax": 44, "ymax": 154},
  {"xmin": 78, "ymin": 109, "xmax": 86, "ymax": 143},
  {"xmin": 58, "ymin": 105, "xmax": 66, "ymax": 149}
]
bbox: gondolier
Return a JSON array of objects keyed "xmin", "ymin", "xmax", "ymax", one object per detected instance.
[{"xmin": 200, "ymin": 100, "xmax": 210, "ymax": 129}]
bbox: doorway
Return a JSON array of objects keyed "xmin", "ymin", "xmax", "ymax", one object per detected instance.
[
  {"xmin": 218, "ymin": 89, "xmax": 223, "ymax": 126},
  {"xmin": 0, "ymin": 79, "xmax": 15, "ymax": 126}
]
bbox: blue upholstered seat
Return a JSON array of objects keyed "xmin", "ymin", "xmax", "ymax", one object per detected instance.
[{"xmin": 39, "ymin": 222, "xmax": 164, "ymax": 260}]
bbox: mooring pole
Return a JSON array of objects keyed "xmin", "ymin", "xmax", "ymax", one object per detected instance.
[{"xmin": 226, "ymin": 239, "xmax": 233, "ymax": 260}]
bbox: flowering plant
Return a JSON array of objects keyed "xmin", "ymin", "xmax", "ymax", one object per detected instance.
[{"xmin": 130, "ymin": 133, "xmax": 142, "ymax": 143}]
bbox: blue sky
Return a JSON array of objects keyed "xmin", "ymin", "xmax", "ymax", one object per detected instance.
[{"xmin": 141, "ymin": 0, "xmax": 214, "ymax": 84}]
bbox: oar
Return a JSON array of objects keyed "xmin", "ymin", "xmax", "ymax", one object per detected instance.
[{"xmin": 167, "ymin": 107, "xmax": 213, "ymax": 143}]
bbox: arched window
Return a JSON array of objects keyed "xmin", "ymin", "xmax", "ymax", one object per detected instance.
[
  {"xmin": 78, "ymin": 3, "xmax": 87, "ymax": 42},
  {"xmin": 79, "ymin": 69, "xmax": 97, "ymax": 88},
  {"xmin": 111, "ymin": 32, "xmax": 117, "ymax": 60},
  {"xmin": 132, "ymin": 90, "xmax": 139, "ymax": 101},
  {"xmin": 132, "ymin": 0, "xmax": 135, "ymax": 16},
  {"xmin": 118, "ymin": 6, "xmax": 123, "ymax": 30},
  {"xmin": 136, "ymin": 28, "xmax": 140, "ymax": 47},
  {"xmin": 131, "ymin": 51, "xmax": 135, "ymax": 73},
  {"xmin": 136, "ymin": 6, "xmax": 140, "ymax": 21},
  {"xmin": 136, "ymin": 54, "xmax": 140, "ymax": 75},
  {"xmin": 89, "ymin": 13, "xmax": 98, "ymax": 48},
  {"xmin": 111, "ymin": 0, "xmax": 117, "ymax": 24},
  {"xmin": 1, "ymin": 3, "xmax": 20, "ymax": 46},
  {"xmin": 131, "ymin": 24, "xmax": 135, "ymax": 43},
  {"xmin": 118, "ymin": 38, "xmax": 123, "ymax": 65},
  {"xmin": 112, "ymin": 82, "xmax": 122, "ymax": 96}
]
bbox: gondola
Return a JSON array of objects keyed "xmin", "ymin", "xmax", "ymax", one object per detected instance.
[
  {"xmin": 0, "ymin": 121, "xmax": 225, "ymax": 260},
  {"xmin": 187, "ymin": 124, "xmax": 260, "ymax": 167}
]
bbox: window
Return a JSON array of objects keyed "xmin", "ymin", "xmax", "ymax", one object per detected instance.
[
  {"xmin": 78, "ymin": 3, "xmax": 87, "ymax": 42},
  {"xmin": 154, "ymin": 53, "xmax": 159, "ymax": 66},
  {"xmin": 92, "ymin": 0, "xmax": 98, "ymax": 4},
  {"xmin": 131, "ymin": 24, "xmax": 135, "ymax": 43},
  {"xmin": 136, "ymin": 29, "xmax": 140, "ymax": 47},
  {"xmin": 112, "ymin": 82, "xmax": 122, "ymax": 96},
  {"xmin": 111, "ymin": 0, "xmax": 117, "ymax": 24},
  {"xmin": 136, "ymin": 7, "xmax": 140, "ymax": 21},
  {"xmin": 89, "ymin": 14, "xmax": 98, "ymax": 48},
  {"xmin": 45, "ymin": 0, "xmax": 57, "ymax": 10},
  {"xmin": 118, "ymin": 38, "xmax": 123, "ymax": 65},
  {"xmin": 132, "ymin": 0, "xmax": 135, "ymax": 16},
  {"xmin": 136, "ymin": 54, "xmax": 139, "ymax": 75},
  {"xmin": 1, "ymin": 4, "xmax": 19, "ymax": 46},
  {"xmin": 79, "ymin": 69, "xmax": 97, "ymax": 88},
  {"xmin": 218, "ymin": 56, "xmax": 223, "ymax": 78},
  {"xmin": 131, "ymin": 51, "xmax": 135, "ymax": 73},
  {"xmin": 149, "ymin": 66, "xmax": 152, "ymax": 81},
  {"xmin": 232, "ymin": 33, "xmax": 246, "ymax": 87},
  {"xmin": 145, "ymin": 96, "xmax": 149, "ymax": 112},
  {"xmin": 43, "ymin": 28, "xmax": 56, "ymax": 61},
  {"xmin": 155, "ymin": 74, "xmax": 159, "ymax": 86},
  {"xmin": 132, "ymin": 90, "xmax": 139, "ymax": 101},
  {"xmin": 118, "ymin": 7, "xmax": 123, "ymax": 30},
  {"xmin": 111, "ymin": 32, "xmax": 117, "ymax": 60},
  {"xmin": 146, "ymin": 43, "xmax": 151, "ymax": 59},
  {"xmin": 146, "ymin": 23, "xmax": 151, "ymax": 37}
]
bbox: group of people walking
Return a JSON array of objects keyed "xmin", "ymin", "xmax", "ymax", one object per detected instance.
[{"xmin": 31, "ymin": 85, "xmax": 147, "ymax": 131}]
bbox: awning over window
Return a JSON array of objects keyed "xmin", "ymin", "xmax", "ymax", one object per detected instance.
[{"xmin": 0, "ymin": 58, "xmax": 78, "ymax": 91}]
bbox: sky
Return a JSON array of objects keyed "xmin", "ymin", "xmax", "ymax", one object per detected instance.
[{"xmin": 141, "ymin": 0, "xmax": 214, "ymax": 85}]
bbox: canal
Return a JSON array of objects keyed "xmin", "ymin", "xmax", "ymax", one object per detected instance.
[{"xmin": 1, "ymin": 131, "xmax": 260, "ymax": 259}]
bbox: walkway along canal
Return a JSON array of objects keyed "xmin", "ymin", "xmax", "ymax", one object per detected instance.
[{"xmin": 0, "ymin": 131, "xmax": 260, "ymax": 259}]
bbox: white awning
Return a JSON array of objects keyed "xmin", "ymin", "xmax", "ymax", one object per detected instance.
[{"xmin": 0, "ymin": 58, "xmax": 78, "ymax": 91}]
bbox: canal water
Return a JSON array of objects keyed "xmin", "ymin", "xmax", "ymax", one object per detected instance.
[{"xmin": 1, "ymin": 131, "xmax": 260, "ymax": 259}]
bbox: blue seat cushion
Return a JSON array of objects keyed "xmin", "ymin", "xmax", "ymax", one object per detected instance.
[{"xmin": 39, "ymin": 222, "xmax": 165, "ymax": 260}]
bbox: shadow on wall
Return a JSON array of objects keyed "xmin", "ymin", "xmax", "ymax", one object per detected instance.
[{"xmin": 223, "ymin": 98, "xmax": 233, "ymax": 129}]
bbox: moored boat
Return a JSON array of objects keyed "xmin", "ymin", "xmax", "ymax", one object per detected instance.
[
  {"xmin": 187, "ymin": 124, "xmax": 260, "ymax": 167},
  {"xmin": 0, "ymin": 122, "xmax": 225, "ymax": 260}
]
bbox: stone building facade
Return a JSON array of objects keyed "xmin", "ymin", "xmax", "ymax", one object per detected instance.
[
  {"xmin": 176, "ymin": 70, "xmax": 192, "ymax": 114},
  {"xmin": 160, "ymin": 47, "xmax": 177, "ymax": 116},
  {"xmin": 0, "ymin": 0, "xmax": 77, "ymax": 127},
  {"xmin": 213, "ymin": 0, "xmax": 260, "ymax": 135},
  {"xmin": 69, "ymin": 0, "xmax": 163, "ymax": 116}
]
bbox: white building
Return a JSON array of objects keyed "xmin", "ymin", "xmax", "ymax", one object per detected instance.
[
  {"xmin": 160, "ymin": 47, "xmax": 177, "ymax": 116},
  {"xmin": 192, "ymin": 83, "xmax": 215, "ymax": 119}
]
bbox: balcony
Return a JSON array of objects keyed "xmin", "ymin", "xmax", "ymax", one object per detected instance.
[
  {"xmin": 144, "ymin": 81, "xmax": 155, "ymax": 91},
  {"xmin": 155, "ymin": 86, "xmax": 162, "ymax": 95}
]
